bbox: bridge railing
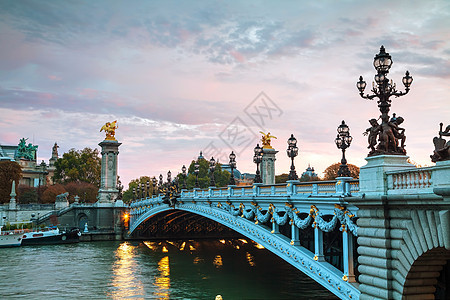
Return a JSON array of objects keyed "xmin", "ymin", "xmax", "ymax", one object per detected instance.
[{"xmin": 386, "ymin": 165, "xmax": 438, "ymax": 195}]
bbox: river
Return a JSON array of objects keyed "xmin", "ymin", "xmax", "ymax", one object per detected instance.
[{"xmin": 1, "ymin": 239, "xmax": 336, "ymax": 299}]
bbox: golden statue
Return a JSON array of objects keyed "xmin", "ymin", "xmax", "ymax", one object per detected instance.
[
  {"xmin": 100, "ymin": 120, "xmax": 118, "ymax": 141},
  {"xmin": 259, "ymin": 131, "xmax": 277, "ymax": 149}
]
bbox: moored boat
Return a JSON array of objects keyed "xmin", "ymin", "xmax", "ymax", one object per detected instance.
[
  {"xmin": 0, "ymin": 226, "xmax": 23, "ymax": 247},
  {"xmin": 22, "ymin": 227, "xmax": 81, "ymax": 245}
]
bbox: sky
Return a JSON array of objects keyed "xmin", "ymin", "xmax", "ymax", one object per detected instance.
[{"xmin": 0, "ymin": 0, "xmax": 449, "ymax": 188}]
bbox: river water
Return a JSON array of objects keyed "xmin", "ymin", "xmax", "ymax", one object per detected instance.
[{"xmin": 1, "ymin": 239, "xmax": 336, "ymax": 299}]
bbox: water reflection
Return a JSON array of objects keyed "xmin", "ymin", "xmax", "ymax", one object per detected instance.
[
  {"xmin": 154, "ymin": 256, "xmax": 170, "ymax": 299},
  {"xmin": 110, "ymin": 242, "xmax": 144, "ymax": 299}
]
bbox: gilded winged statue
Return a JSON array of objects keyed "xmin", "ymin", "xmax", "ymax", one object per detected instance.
[
  {"xmin": 100, "ymin": 120, "xmax": 118, "ymax": 141},
  {"xmin": 260, "ymin": 131, "xmax": 277, "ymax": 149}
]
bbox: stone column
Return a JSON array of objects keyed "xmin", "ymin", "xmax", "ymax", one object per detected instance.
[
  {"xmin": 97, "ymin": 140, "xmax": 122, "ymax": 204},
  {"xmin": 261, "ymin": 148, "xmax": 278, "ymax": 185}
]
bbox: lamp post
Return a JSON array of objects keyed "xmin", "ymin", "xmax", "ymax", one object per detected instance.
[
  {"xmin": 335, "ymin": 120, "xmax": 353, "ymax": 177},
  {"xmin": 132, "ymin": 187, "xmax": 136, "ymax": 201},
  {"xmin": 194, "ymin": 160, "xmax": 200, "ymax": 188},
  {"xmin": 181, "ymin": 165, "xmax": 187, "ymax": 189},
  {"xmin": 209, "ymin": 157, "xmax": 216, "ymax": 187},
  {"xmin": 229, "ymin": 151, "xmax": 236, "ymax": 185},
  {"xmin": 146, "ymin": 180, "xmax": 150, "ymax": 198},
  {"xmin": 357, "ymin": 46, "xmax": 413, "ymax": 155},
  {"xmin": 152, "ymin": 177, "xmax": 157, "ymax": 196},
  {"xmin": 167, "ymin": 170, "xmax": 172, "ymax": 183},
  {"xmin": 159, "ymin": 174, "xmax": 163, "ymax": 186},
  {"xmin": 253, "ymin": 144, "xmax": 263, "ymax": 183},
  {"xmin": 287, "ymin": 134, "xmax": 299, "ymax": 180}
]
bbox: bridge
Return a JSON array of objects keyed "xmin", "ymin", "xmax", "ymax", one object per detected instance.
[{"xmin": 129, "ymin": 157, "xmax": 450, "ymax": 300}]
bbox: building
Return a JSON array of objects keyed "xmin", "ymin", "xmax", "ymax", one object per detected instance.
[{"xmin": 0, "ymin": 139, "xmax": 59, "ymax": 187}]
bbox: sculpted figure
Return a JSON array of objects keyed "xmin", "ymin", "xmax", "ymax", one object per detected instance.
[
  {"xmin": 52, "ymin": 142, "xmax": 59, "ymax": 157},
  {"xmin": 259, "ymin": 131, "xmax": 277, "ymax": 149},
  {"xmin": 378, "ymin": 114, "xmax": 397, "ymax": 152},
  {"xmin": 100, "ymin": 120, "xmax": 118, "ymax": 141},
  {"xmin": 431, "ymin": 123, "xmax": 450, "ymax": 162},
  {"xmin": 390, "ymin": 114, "xmax": 406, "ymax": 153},
  {"xmin": 363, "ymin": 118, "xmax": 381, "ymax": 153}
]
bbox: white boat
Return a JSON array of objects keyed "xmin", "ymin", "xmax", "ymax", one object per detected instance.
[
  {"xmin": 22, "ymin": 227, "xmax": 81, "ymax": 245},
  {"xmin": 0, "ymin": 226, "xmax": 23, "ymax": 247}
]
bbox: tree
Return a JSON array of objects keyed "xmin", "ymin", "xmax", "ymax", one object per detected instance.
[
  {"xmin": 180, "ymin": 159, "xmax": 230, "ymax": 189},
  {"xmin": 17, "ymin": 184, "xmax": 39, "ymax": 203},
  {"xmin": 323, "ymin": 163, "xmax": 360, "ymax": 180},
  {"xmin": 52, "ymin": 147, "xmax": 101, "ymax": 187},
  {"xmin": 0, "ymin": 161, "xmax": 22, "ymax": 204},
  {"xmin": 275, "ymin": 173, "xmax": 289, "ymax": 184},
  {"xmin": 123, "ymin": 176, "xmax": 153, "ymax": 203},
  {"xmin": 63, "ymin": 181, "xmax": 98, "ymax": 203},
  {"xmin": 41, "ymin": 184, "xmax": 67, "ymax": 204},
  {"xmin": 299, "ymin": 173, "xmax": 321, "ymax": 182}
]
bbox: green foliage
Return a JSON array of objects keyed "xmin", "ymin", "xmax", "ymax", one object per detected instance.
[
  {"xmin": 52, "ymin": 147, "xmax": 101, "ymax": 187},
  {"xmin": 323, "ymin": 163, "xmax": 360, "ymax": 180},
  {"xmin": 123, "ymin": 176, "xmax": 153, "ymax": 203},
  {"xmin": 299, "ymin": 173, "xmax": 321, "ymax": 182},
  {"xmin": 275, "ymin": 173, "xmax": 289, "ymax": 184},
  {"xmin": 180, "ymin": 159, "xmax": 230, "ymax": 189},
  {"xmin": 0, "ymin": 161, "xmax": 22, "ymax": 204}
]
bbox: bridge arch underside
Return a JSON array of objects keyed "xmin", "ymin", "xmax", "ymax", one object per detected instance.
[
  {"xmin": 130, "ymin": 209, "xmax": 243, "ymax": 239},
  {"xmin": 403, "ymin": 248, "xmax": 450, "ymax": 299},
  {"xmin": 129, "ymin": 205, "xmax": 360, "ymax": 299}
]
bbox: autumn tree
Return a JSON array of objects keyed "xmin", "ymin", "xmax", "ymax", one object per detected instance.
[
  {"xmin": 64, "ymin": 181, "xmax": 98, "ymax": 203},
  {"xmin": 17, "ymin": 184, "xmax": 39, "ymax": 203},
  {"xmin": 53, "ymin": 147, "xmax": 101, "ymax": 187},
  {"xmin": 323, "ymin": 163, "xmax": 360, "ymax": 180},
  {"xmin": 41, "ymin": 184, "xmax": 67, "ymax": 204},
  {"xmin": 0, "ymin": 161, "xmax": 22, "ymax": 204}
]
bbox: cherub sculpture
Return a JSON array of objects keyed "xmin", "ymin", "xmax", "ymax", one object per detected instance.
[
  {"xmin": 431, "ymin": 123, "xmax": 450, "ymax": 162},
  {"xmin": 259, "ymin": 131, "xmax": 277, "ymax": 149},
  {"xmin": 363, "ymin": 118, "xmax": 381, "ymax": 154},
  {"xmin": 100, "ymin": 120, "xmax": 118, "ymax": 141}
]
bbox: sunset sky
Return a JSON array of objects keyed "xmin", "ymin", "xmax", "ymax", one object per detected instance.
[{"xmin": 1, "ymin": 1, "xmax": 449, "ymax": 188}]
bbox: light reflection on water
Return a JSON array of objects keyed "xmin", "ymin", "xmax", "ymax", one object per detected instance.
[
  {"xmin": 0, "ymin": 239, "xmax": 337, "ymax": 299},
  {"xmin": 109, "ymin": 242, "xmax": 144, "ymax": 299}
]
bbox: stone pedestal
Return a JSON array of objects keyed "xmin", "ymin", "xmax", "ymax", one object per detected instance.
[
  {"xmin": 97, "ymin": 140, "xmax": 122, "ymax": 203},
  {"xmin": 261, "ymin": 148, "xmax": 278, "ymax": 185},
  {"xmin": 433, "ymin": 160, "xmax": 450, "ymax": 199},
  {"xmin": 359, "ymin": 155, "xmax": 414, "ymax": 196}
]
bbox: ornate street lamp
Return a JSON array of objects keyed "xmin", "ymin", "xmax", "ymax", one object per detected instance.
[
  {"xmin": 140, "ymin": 182, "xmax": 145, "ymax": 199},
  {"xmin": 357, "ymin": 46, "xmax": 413, "ymax": 156},
  {"xmin": 181, "ymin": 165, "xmax": 187, "ymax": 189},
  {"xmin": 159, "ymin": 174, "xmax": 163, "ymax": 186},
  {"xmin": 335, "ymin": 120, "xmax": 353, "ymax": 177},
  {"xmin": 194, "ymin": 160, "xmax": 200, "ymax": 188},
  {"xmin": 146, "ymin": 180, "xmax": 150, "ymax": 198},
  {"xmin": 132, "ymin": 187, "xmax": 136, "ymax": 201},
  {"xmin": 167, "ymin": 170, "xmax": 172, "ymax": 183},
  {"xmin": 253, "ymin": 144, "xmax": 263, "ymax": 183},
  {"xmin": 209, "ymin": 157, "xmax": 216, "ymax": 187},
  {"xmin": 286, "ymin": 134, "xmax": 299, "ymax": 180},
  {"xmin": 152, "ymin": 177, "xmax": 157, "ymax": 195},
  {"xmin": 229, "ymin": 151, "xmax": 236, "ymax": 185}
]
